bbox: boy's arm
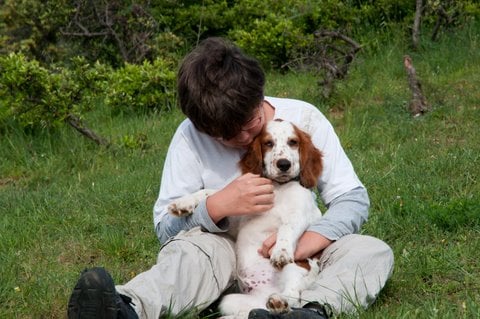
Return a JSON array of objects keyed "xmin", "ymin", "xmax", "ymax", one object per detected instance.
[
  {"xmin": 308, "ymin": 109, "xmax": 369, "ymax": 240},
  {"xmin": 295, "ymin": 186, "xmax": 369, "ymax": 259},
  {"xmin": 153, "ymin": 127, "xmax": 210, "ymax": 242},
  {"xmin": 307, "ymin": 186, "xmax": 369, "ymax": 240},
  {"xmin": 259, "ymin": 186, "xmax": 369, "ymax": 260},
  {"xmin": 156, "ymin": 199, "xmax": 230, "ymax": 244}
]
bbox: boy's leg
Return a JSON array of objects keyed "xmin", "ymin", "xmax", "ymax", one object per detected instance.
[
  {"xmin": 116, "ymin": 227, "xmax": 236, "ymax": 319},
  {"xmin": 301, "ymin": 234, "xmax": 394, "ymax": 315}
]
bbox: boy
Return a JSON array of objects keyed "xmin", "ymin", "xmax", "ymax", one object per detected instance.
[{"xmin": 68, "ymin": 37, "xmax": 394, "ymax": 319}]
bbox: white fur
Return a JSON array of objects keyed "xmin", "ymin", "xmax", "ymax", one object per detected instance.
[
  {"xmin": 262, "ymin": 120, "xmax": 302, "ymax": 184},
  {"xmin": 168, "ymin": 121, "xmax": 322, "ymax": 318}
]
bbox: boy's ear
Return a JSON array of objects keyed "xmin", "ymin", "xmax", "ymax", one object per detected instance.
[{"xmin": 239, "ymin": 135, "xmax": 263, "ymax": 175}]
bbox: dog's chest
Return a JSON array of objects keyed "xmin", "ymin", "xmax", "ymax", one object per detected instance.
[
  {"xmin": 238, "ymin": 182, "xmax": 309, "ymax": 234},
  {"xmin": 271, "ymin": 182, "xmax": 308, "ymax": 215}
]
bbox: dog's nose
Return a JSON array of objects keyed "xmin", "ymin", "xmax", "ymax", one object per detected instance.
[{"xmin": 276, "ymin": 159, "xmax": 291, "ymax": 172}]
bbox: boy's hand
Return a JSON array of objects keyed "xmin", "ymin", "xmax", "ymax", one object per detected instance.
[
  {"xmin": 258, "ymin": 231, "xmax": 333, "ymax": 260},
  {"xmin": 207, "ymin": 173, "xmax": 274, "ymax": 223}
]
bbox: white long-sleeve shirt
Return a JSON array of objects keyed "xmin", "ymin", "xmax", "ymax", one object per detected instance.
[{"xmin": 153, "ymin": 97, "xmax": 369, "ymax": 243}]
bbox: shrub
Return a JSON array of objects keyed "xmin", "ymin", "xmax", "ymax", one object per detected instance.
[
  {"xmin": 0, "ymin": 53, "xmax": 112, "ymax": 130},
  {"xmin": 0, "ymin": 52, "xmax": 177, "ymax": 133},
  {"xmin": 225, "ymin": 0, "xmax": 361, "ymax": 68},
  {"xmin": 105, "ymin": 58, "xmax": 176, "ymax": 114},
  {"xmin": 0, "ymin": 53, "xmax": 62, "ymax": 128}
]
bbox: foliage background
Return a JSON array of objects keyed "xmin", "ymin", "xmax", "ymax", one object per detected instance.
[
  {"xmin": 1, "ymin": 0, "xmax": 479, "ymax": 132},
  {"xmin": 2, "ymin": 0, "xmax": 479, "ymax": 66},
  {"xmin": 1, "ymin": 0, "xmax": 480, "ymax": 318}
]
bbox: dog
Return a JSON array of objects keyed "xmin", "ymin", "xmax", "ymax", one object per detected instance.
[{"xmin": 168, "ymin": 119, "xmax": 323, "ymax": 318}]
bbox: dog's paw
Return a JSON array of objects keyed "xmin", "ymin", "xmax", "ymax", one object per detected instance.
[
  {"xmin": 270, "ymin": 247, "xmax": 294, "ymax": 270},
  {"xmin": 167, "ymin": 195, "xmax": 198, "ymax": 217},
  {"xmin": 308, "ymin": 258, "xmax": 321, "ymax": 274},
  {"xmin": 266, "ymin": 293, "xmax": 290, "ymax": 314}
]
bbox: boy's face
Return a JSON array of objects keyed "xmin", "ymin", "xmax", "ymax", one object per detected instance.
[{"xmin": 217, "ymin": 105, "xmax": 265, "ymax": 149}]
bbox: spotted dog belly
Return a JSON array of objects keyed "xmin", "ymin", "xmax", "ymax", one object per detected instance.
[
  {"xmin": 235, "ymin": 212, "xmax": 282, "ymax": 297},
  {"xmin": 237, "ymin": 258, "xmax": 277, "ymax": 294}
]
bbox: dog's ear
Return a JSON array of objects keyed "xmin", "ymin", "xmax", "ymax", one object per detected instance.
[
  {"xmin": 296, "ymin": 126, "xmax": 323, "ymax": 188},
  {"xmin": 239, "ymin": 133, "xmax": 264, "ymax": 175}
]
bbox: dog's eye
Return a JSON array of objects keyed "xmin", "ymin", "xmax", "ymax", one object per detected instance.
[
  {"xmin": 288, "ymin": 139, "xmax": 298, "ymax": 147},
  {"xmin": 264, "ymin": 140, "xmax": 274, "ymax": 148}
]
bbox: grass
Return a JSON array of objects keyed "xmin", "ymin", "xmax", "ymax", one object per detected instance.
[{"xmin": 1, "ymin": 22, "xmax": 480, "ymax": 318}]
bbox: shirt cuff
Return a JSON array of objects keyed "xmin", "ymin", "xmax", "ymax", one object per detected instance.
[{"xmin": 193, "ymin": 199, "xmax": 230, "ymax": 233}]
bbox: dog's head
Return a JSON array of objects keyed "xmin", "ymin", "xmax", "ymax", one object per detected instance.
[{"xmin": 239, "ymin": 119, "xmax": 323, "ymax": 188}]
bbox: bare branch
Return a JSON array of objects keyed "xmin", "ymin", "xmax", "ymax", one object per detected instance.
[
  {"xmin": 314, "ymin": 30, "xmax": 361, "ymax": 53},
  {"xmin": 66, "ymin": 113, "xmax": 110, "ymax": 146},
  {"xmin": 432, "ymin": 4, "xmax": 458, "ymax": 41},
  {"xmin": 62, "ymin": 31, "xmax": 110, "ymax": 37},
  {"xmin": 60, "ymin": 1, "xmax": 158, "ymax": 63}
]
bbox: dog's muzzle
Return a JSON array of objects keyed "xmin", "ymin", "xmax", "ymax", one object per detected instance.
[{"xmin": 276, "ymin": 159, "xmax": 291, "ymax": 172}]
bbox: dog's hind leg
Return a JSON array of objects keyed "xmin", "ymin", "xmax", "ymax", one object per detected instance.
[
  {"xmin": 219, "ymin": 293, "xmax": 269, "ymax": 319},
  {"xmin": 267, "ymin": 259, "xmax": 321, "ymax": 313}
]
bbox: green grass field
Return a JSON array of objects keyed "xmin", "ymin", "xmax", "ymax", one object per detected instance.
[{"xmin": 1, "ymin": 23, "xmax": 479, "ymax": 318}]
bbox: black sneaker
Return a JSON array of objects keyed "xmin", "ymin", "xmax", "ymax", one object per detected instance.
[
  {"xmin": 248, "ymin": 305, "xmax": 330, "ymax": 319},
  {"xmin": 67, "ymin": 267, "xmax": 138, "ymax": 319}
]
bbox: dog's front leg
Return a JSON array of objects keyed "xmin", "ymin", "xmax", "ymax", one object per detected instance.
[{"xmin": 269, "ymin": 214, "xmax": 307, "ymax": 270}]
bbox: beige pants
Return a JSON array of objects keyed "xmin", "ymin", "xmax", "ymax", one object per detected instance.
[{"xmin": 116, "ymin": 227, "xmax": 394, "ymax": 319}]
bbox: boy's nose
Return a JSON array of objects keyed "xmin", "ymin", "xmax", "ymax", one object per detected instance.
[{"xmin": 233, "ymin": 131, "xmax": 252, "ymax": 143}]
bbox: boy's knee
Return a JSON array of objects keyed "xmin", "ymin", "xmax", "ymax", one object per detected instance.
[
  {"xmin": 348, "ymin": 235, "xmax": 394, "ymax": 277},
  {"xmin": 158, "ymin": 229, "xmax": 236, "ymax": 288},
  {"xmin": 362, "ymin": 235, "xmax": 394, "ymax": 262},
  {"xmin": 333, "ymin": 234, "xmax": 394, "ymax": 267},
  {"xmin": 160, "ymin": 228, "xmax": 235, "ymax": 256}
]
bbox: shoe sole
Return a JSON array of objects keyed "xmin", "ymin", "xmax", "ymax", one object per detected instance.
[{"xmin": 67, "ymin": 267, "xmax": 119, "ymax": 319}]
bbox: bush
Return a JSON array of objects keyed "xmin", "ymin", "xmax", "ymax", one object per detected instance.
[
  {"xmin": 226, "ymin": 0, "xmax": 353, "ymax": 68},
  {"xmin": 0, "ymin": 53, "xmax": 62, "ymax": 128},
  {"xmin": 0, "ymin": 54, "xmax": 111, "ymax": 130},
  {"xmin": 0, "ymin": 52, "xmax": 177, "ymax": 132},
  {"xmin": 105, "ymin": 58, "xmax": 176, "ymax": 114},
  {"xmin": 1, "ymin": 0, "xmax": 479, "ymax": 68},
  {"xmin": 0, "ymin": 0, "xmax": 72, "ymax": 63}
]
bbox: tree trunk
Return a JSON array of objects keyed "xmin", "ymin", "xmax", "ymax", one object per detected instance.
[
  {"xmin": 412, "ymin": 0, "xmax": 423, "ymax": 50},
  {"xmin": 403, "ymin": 55, "xmax": 429, "ymax": 116}
]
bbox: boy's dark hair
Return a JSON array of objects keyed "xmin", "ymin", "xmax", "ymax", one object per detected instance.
[{"xmin": 177, "ymin": 37, "xmax": 265, "ymax": 140}]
